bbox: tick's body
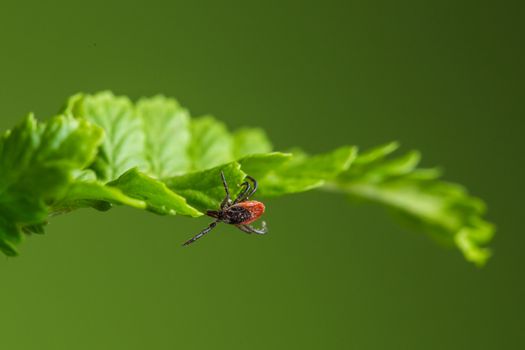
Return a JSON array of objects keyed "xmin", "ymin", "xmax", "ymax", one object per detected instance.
[
  {"xmin": 183, "ymin": 172, "xmax": 268, "ymax": 246},
  {"xmin": 207, "ymin": 201, "xmax": 265, "ymax": 225}
]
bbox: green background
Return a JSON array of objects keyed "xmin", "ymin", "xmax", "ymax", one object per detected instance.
[{"xmin": 1, "ymin": 1, "xmax": 523, "ymax": 349}]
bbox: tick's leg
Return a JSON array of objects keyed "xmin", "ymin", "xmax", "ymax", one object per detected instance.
[
  {"xmin": 206, "ymin": 210, "xmax": 219, "ymax": 219},
  {"xmin": 233, "ymin": 181, "xmax": 251, "ymax": 204},
  {"xmin": 220, "ymin": 171, "xmax": 232, "ymax": 208},
  {"xmin": 245, "ymin": 176, "xmax": 258, "ymax": 199},
  {"xmin": 234, "ymin": 176, "xmax": 258, "ymax": 203},
  {"xmin": 236, "ymin": 224, "xmax": 252, "ymax": 234},
  {"xmin": 183, "ymin": 221, "xmax": 219, "ymax": 246},
  {"xmin": 236, "ymin": 221, "xmax": 267, "ymax": 235}
]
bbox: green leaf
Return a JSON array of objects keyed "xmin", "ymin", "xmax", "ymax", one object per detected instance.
[
  {"xmin": 331, "ymin": 147, "xmax": 494, "ymax": 267},
  {"xmin": 136, "ymin": 96, "xmax": 191, "ymax": 178},
  {"xmin": 0, "ymin": 113, "xmax": 103, "ymax": 255},
  {"xmin": 166, "ymin": 162, "xmax": 246, "ymax": 213},
  {"xmin": 22, "ymin": 223, "xmax": 47, "ymax": 235},
  {"xmin": 0, "ymin": 217, "xmax": 23, "ymax": 257},
  {"xmin": 109, "ymin": 168, "xmax": 201, "ymax": 217},
  {"xmin": 353, "ymin": 141, "xmax": 399, "ymax": 165},
  {"xmin": 189, "ymin": 116, "xmax": 234, "ymax": 171},
  {"xmin": 233, "ymin": 128, "xmax": 273, "ymax": 158},
  {"xmin": 53, "ymin": 181, "xmax": 147, "ymax": 213},
  {"xmin": 256, "ymin": 146, "xmax": 358, "ymax": 196},
  {"xmin": 66, "ymin": 91, "xmax": 148, "ymax": 181},
  {"xmin": 0, "ymin": 91, "xmax": 495, "ymax": 265},
  {"xmin": 237, "ymin": 152, "xmax": 293, "ymax": 180}
]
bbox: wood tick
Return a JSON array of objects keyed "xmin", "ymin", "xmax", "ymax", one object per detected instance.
[{"xmin": 182, "ymin": 171, "xmax": 268, "ymax": 246}]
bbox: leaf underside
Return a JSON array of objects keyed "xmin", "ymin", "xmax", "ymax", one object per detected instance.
[{"xmin": 0, "ymin": 92, "xmax": 494, "ymax": 266}]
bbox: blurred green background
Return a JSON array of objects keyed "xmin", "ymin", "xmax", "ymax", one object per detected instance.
[{"xmin": 0, "ymin": 0, "xmax": 523, "ymax": 349}]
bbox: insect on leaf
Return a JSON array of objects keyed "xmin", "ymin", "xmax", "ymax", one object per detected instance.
[{"xmin": 0, "ymin": 91, "xmax": 495, "ymax": 265}]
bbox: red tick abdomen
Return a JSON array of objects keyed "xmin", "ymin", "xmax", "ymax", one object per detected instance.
[{"xmin": 236, "ymin": 201, "xmax": 265, "ymax": 224}]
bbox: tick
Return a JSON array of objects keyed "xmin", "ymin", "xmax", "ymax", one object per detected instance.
[{"xmin": 182, "ymin": 171, "xmax": 268, "ymax": 246}]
